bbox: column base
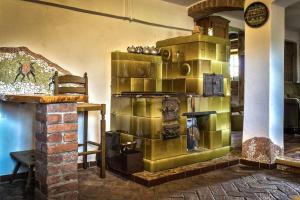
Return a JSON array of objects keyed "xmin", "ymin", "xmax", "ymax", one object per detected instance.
[{"xmin": 242, "ymin": 137, "xmax": 282, "ymax": 163}]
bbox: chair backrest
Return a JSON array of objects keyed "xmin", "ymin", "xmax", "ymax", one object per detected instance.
[{"xmin": 53, "ymin": 71, "xmax": 88, "ymax": 101}]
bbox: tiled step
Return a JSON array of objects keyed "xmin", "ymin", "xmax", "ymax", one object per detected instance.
[{"xmin": 276, "ymin": 157, "xmax": 300, "ymax": 168}]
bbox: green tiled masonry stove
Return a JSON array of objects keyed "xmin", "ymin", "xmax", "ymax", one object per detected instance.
[{"xmin": 111, "ymin": 34, "xmax": 231, "ymax": 172}]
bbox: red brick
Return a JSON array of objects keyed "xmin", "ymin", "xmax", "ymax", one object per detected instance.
[
  {"xmin": 47, "ymin": 133, "xmax": 62, "ymax": 143},
  {"xmin": 48, "ymin": 154, "xmax": 63, "ymax": 164},
  {"xmin": 47, "ymin": 114, "xmax": 62, "ymax": 124},
  {"xmin": 62, "ymin": 163, "xmax": 77, "ymax": 173},
  {"xmin": 47, "ymin": 143, "xmax": 78, "ymax": 154},
  {"xmin": 63, "ymin": 132, "xmax": 77, "ymax": 142},
  {"xmin": 47, "ymin": 123, "xmax": 78, "ymax": 133},
  {"xmin": 47, "ymin": 165, "xmax": 61, "ymax": 176},
  {"xmin": 47, "ymin": 175, "xmax": 61, "ymax": 185},
  {"xmin": 62, "ymin": 152, "xmax": 78, "ymax": 163},
  {"xmin": 47, "ymin": 103, "xmax": 77, "ymax": 113},
  {"xmin": 63, "ymin": 173, "xmax": 78, "ymax": 182},
  {"xmin": 63, "ymin": 113, "xmax": 78, "ymax": 123}
]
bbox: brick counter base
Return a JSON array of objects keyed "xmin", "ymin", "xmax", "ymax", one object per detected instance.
[{"xmin": 35, "ymin": 103, "xmax": 79, "ymax": 200}]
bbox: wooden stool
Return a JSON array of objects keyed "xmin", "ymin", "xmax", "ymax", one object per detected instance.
[
  {"xmin": 54, "ymin": 71, "xmax": 106, "ymax": 178},
  {"xmin": 10, "ymin": 150, "xmax": 35, "ymax": 192}
]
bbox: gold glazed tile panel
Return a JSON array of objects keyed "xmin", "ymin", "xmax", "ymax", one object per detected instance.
[
  {"xmin": 111, "ymin": 77, "xmax": 118, "ymax": 94},
  {"xmin": 162, "ymin": 79, "xmax": 173, "ymax": 92},
  {"xmin": 131, "ymin": 78, "xmax": 144, "ymax": 92},
  {"xmin": 184, "ymin": 42, "xmax": 204, "ymax": 61},
  {"xmin": 171, "ymin": 44, "xmax": 186, "ymax": 63},
  {"xmin": 203, "ymin": 130, "xmax": 222, "ymax": 149},
  {"xmin": 216, "ymin": 112, "xmax": 231, "ymax": 130},
  {"xmin": 156, "ymin": 34, "xmax": 230, "ymax": 48},
  {"xmin": 222, "ymin": 62, "xmax": 230, "ymax": 78},
  {"xmin": 179, "ymin": 117, "xmax": 187, "ymax": 135},
  {"xmin": 110, "ymin": 113, "xmax": 117, "ymax": 131},
  {"xmin": 181, "ymin": 135, "xmax": 188, "ymax": 153},
  {"xmin": 111, "ymin": 60, "xmax": 118, "ymax": 78},
  {"xmin": 175, "ymin": 61, "xmax": 194, "ymax": 78},
  {"xmin": 133, "ymin": 136, "xmax": 146, "ymax": 155},
  {"xmin": 166, "ymin": 63, "xmax": 175, "ymax": 78},
  {"xmin": 117, "ymin": 60, "xmax": 131, "ymax": 77},
  {"xmin": 132, "ymin": 98, "xmax": 147, "ymax": 117},
  {"xmin": 223, "ymin": 78, "xmax": 231, "ymax": 96},
  {"xmin": 221, "ymin": 97, "xmax": 231, "ymax": 113},
  {"xmin": 221, "ymin": 129, "xmax": 231, "ymax": 147},
  {"xmin": 145, "ymin": 135, "xmax": 187, "ymax": 160},
  {"xmin": 186, "ymin": 78, "xmax": 203, "ymax": 95},
  {"xmin": 201, "ymin": 60, "xmax": 212, "ymax": 75},
  {"xmin": 205, "ymin": 42, "xmax": 216, "ymax": 60},
  {"xmin": 197, "ymin": 97, "xmax": 222, "ymax": 113},
  {"xmin": 111, "ymin": 96, "xmax": 132, "ymax": 115},
  {"xmin": 198, "ymin": 42, "xmax": 206, "ymax": 60},
  {"xmin": 211, "ymin": 61, "xmax": 222, "ymax": 74},
  {"xmin": 197, "ymin": 114, "xmax": 217, "ymax": 131},
  {"xmin": 172, "ymin": 78, "xmax": 186, "ymax": 93},
  {"xmin": 162, "ymin": 62, "xmax": 169, "ymax": 79},
  {"xmin": 111, "ymin": 51, "xmax": 162, "ymax": 63},
  {"xmin": 115, "ymin": 114, "xmax": 131, "ymax": 133},
  {"xmin": 198, "ymin": 131, "xmax": 205, "ymax": 148},
  {"xmin": 144, "ymin": 79, "xmax": 162, "ymax": 92},
  {"xmin": 130, "ymin": 116, "xmax": 138, "ymax": 136},
  {"xmin": 141, "ymin": 117, "xmax": 163, "ymax": 139},
  {"xmin": 178, "ymin": 97, "xmax": 189, "ymax": 116},
  {"xmin": 150, "ymin": 62, "xmax": 162, "ymax": 79},
  {"xmin": 117, "ymin": 78, "xmax": 131, "ymax": 93},
  {"xmin": 133, "ymin": 61, "xmax": 151, "ymax": 78},
  {"xmin": 131, "ymin": 116, "xmax": 163, "ymax": 139},
  {"xmin": 216, "ymin": 44, "xmax": 228, "ymax": 62},
  {"xmin": 146, "ymin": 98, "xmax": 162, "ymax": 118}
]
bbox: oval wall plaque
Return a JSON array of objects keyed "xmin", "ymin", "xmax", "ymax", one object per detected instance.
[{"xmin": 244, "ymin": 2, "xmax": 269, "ymax": 28}]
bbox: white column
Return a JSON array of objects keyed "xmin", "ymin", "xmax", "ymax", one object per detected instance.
[{"xmin": 242, "ymin": 0, "xmax": 285, "ymax": 163}]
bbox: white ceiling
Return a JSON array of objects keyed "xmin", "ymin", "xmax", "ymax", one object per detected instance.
[{"xmin": 286, "ymin": 1, "xmax": 300, "ymax": 31}]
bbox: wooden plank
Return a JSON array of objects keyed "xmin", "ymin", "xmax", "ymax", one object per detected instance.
[
  {"xmin": 83, "ymin": 111, "xmax": 88, "ymax": 169},
  {"xmin": 101, "ymin": 104, "xmax": 106, "ymax": 178},
  {"xmin": 58, "ymin": 75, "xmax": 85, "ymax": 84},
  {"xmin": 77, "ymin": 103, "xmax": 102, "ymax": 112},
  {"xmin": 0, "ymin": 94, "xmax": 88, "ymax": 104},
  {"xmin": 58, "ymin": 86, "xmax": 86, "ymax": 94},
  {"xmin": 78, "ymin": 150, "xmax": 101, "ymax": 156}
]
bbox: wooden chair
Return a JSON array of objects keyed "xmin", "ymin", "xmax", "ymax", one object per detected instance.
[
  {"xmin": 10, "ymin": 150, "xmax": 35, "ymax": 192},
  {"xmin": 53, "ymin": 71, "xmax": 106, "ymax": 178}
]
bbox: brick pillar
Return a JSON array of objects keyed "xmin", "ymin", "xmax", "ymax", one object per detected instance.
[{"xmin": 35, "ymin": 103, "xmax": 79, "ymax": 200}]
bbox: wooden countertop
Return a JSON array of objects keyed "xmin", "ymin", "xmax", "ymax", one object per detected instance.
[{"xmin": 0, "ymin": 94, "xmax": 88, "ymax": 104}]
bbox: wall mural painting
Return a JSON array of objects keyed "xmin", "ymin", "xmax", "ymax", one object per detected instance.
[{"xmin": 0, "ymin": 47, "xmax": 70, "ymax": 95}]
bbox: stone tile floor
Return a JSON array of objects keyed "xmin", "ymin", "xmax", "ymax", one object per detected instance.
[
  {"xmin": 1, "ymin": 132, "xmax": 299, "ymax": 200},
  {"xmin": 1, "ymin": 165, "xmax": 300, "ymax": 200}
]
